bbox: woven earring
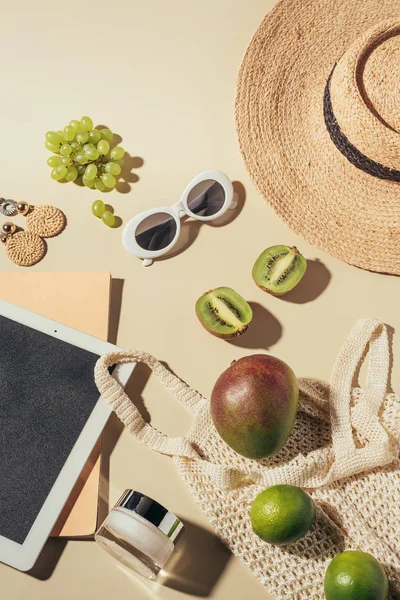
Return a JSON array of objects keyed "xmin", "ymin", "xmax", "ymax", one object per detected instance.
[
  {"xmin": 0, "ymin": 199, "xmax": 66, "ymax": 238},
  {"xmin": 0, "ymin": 222, "xmax": 46, "ymax": 267}
]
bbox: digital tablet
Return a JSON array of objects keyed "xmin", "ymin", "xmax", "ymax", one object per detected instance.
[{"xmin": 0, "ymin": 299, "xmax": 135, "ymax": 571}]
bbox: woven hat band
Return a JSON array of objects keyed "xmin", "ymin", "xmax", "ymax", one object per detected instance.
[
  {"xmin": 324, "ymin": 70, "xmax": 400, "ymax": 181},
  {"xmin": 327, "ymin": 20, "xmax": 400, "ymax": 177}
]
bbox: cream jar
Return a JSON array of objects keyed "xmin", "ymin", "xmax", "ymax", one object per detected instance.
[{"xmin": 95, "ymin": 490, "xmax": 183, "ymax": 579}]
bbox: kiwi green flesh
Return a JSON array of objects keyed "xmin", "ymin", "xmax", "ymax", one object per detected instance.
[
  {"xmin": 252, "ymin": 245, "xmax": 307, "ymax": 295},
  {"xmin": 196, "ymin": 287, "xmax": 253, "ymax": 338}
]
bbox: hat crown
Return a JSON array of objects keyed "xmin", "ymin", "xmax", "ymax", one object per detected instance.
[
  {"xmin": 328, "ymin": 20, "xmax": 400, "ymax": 176},
  {"xmin": 362, "ymin": 27, "xmax": 400, "ymax": 132}
]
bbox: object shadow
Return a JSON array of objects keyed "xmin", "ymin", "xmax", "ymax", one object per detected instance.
[
  {"xmin": 387, "ymin": 324, "xmax": 395, "ymax": 394},
  {"xmin": 281, "ymin": 259, "xmax": 331, "ymax": 304},
  {"xmin": 95, "ymin": 124, "xmax": 143, "ymax": 195},
  {"xmin": 108, "ymin": 278, "xmax": 124, "ymax": 345},
  {"xmin": 26, "ymin": 537, "xmax": 68, "ymax": 581},
  {"xmin": 229, "ymin": 302, "xmax": 282, "ymax": 351},
  {"xmin": 158, "ymin": 180, "xmax": 246, "ymax": 263},
  {"xmin": 116, "ymin": 154, "xmax": 144, "ymax": 194},
  {"xmin": 98, "ymin": 361, "xmax": 152, "ymax": 524},
  {"xmin": 159, "ymin": 518, "xmax": 231, "ymax": 597}
]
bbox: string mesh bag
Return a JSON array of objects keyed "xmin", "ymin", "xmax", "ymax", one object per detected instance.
[{"xmin": 95, "ymin": 318, "xmax": 400, "ymax": 600}]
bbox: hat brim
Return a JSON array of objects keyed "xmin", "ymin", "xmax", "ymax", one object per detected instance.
[{"xmin": 235, "ymin": 0, "xmax": 400, "ymax": 275}]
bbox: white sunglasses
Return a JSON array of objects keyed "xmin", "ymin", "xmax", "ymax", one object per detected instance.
[{"xmin": 122, "ymin": 170, "xmax": 236, "ymax": 266}]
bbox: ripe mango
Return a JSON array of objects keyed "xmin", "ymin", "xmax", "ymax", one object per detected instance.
[{"xmin": 210, "ymin": 354, "xmax": 298, "ymax": 459}]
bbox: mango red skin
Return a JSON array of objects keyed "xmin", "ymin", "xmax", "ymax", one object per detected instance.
[{"xmin": 210, "ymin": 354, "xmax": 299, "ymax": 459}]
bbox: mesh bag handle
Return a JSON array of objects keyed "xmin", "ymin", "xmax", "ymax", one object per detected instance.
[
  {"xmin": 94, "ymin": 349, "xmax": 205, "ymax": 460},
  {"xmin": 94, "ymin": 319, "xmax": 398, "ymax": 490},
  {"xmin": 328, "ymin": 318, "xmax": 392, "ymax": 473}
]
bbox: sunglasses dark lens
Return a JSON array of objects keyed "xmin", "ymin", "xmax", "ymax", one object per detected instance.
[
  {"xmin": 187, "ymin": 180, "xmax": 226, "ymax": 217},
  {"xmin": 135, "ymin": 212, "xmax": 177, "ymax": 251}
]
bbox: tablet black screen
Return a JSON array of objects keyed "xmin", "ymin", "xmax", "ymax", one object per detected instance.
[{"xmin": 0, "ymin": 314, "xmax": 101, "ymax": 544}]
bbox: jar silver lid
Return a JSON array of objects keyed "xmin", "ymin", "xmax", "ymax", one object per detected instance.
[{"xmin": 115, "ymin": 490, "xmax": 183, "ymax": 543}]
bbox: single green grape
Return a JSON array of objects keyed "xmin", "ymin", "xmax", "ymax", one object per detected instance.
[
  {"xmin": 76, "ymin": 130, "xmax": 89, "ymax": 144},
  {"xmin": 110, "ymin": 146, "xmax": 125, "ymax": 160},
  {"xmin": 70, "ymin": 119, "xmax": 81, "ymax": 131},
  {"xmin": 105, "ymin": 162, "xmax": 122, "ymax": 176},
  {"xmin": 81, "ymin": 116, "xmax": 94, "ymax": 131},
  {"xmin": 70, "ymin": 141, "xmax": 79, "ymax": 150},
  {"xmin": 85, "ymin": 164, "xmax": 97, "ymax": 180},
  {"xmin": 64, "ymin": 126, "xmax": 76, "ymax": 141},
  {"xmin": 51, "ymin": 167, "xmax": 62, "ymax": 180},
  {"xmin": 99, "ymin": 129, "xmax": 113, "ymax": 143},
  {"xmin": 83, "ymin": 142, "xmax": 95, "ymax": 150},
  {"xmin": 75, "ymin": 152, "xmax": 88, "ymax": 164},
  {"xmin": 77, "ymin": 165, "xmax": 86, "ymax": 176},
  {"xmin": 46, "ymin": 131, "xmax": 62, "ymax": 145},
  {"xmin": 92, "ymin": 200, "xmax": 106, "ymax": 217},
  {"xmin": 60, "ymin": 143, "xmax": 73, "ymax": 156},
  {"xmin": 94, "ymin": 178, "xmax": 105, "ymax": 191},
  {"xmin": 56, "ymin": 165, "xmax": 68, "ymax": 179},
  {"xmin": 57, "ymin": 130, "xmax": 65, "ymax": 139},
  {"xmin": 102, "ymin": 172, "xmax": 116, "ymax": 188},
  {"xmin": 82, "ymin": 176, "xmax": 95, "ymax": 188},
  {"xmin": 45, "ymin": 140, "xmax": 60, "ymax": 153},
  {"xmin": 47, "ymin": 155, "xmax": 61, "ymax": 167},
  {"xmin": 60, "ymin": 156, "xmax": 71, "ymax": 166},
  {"xmin": 101, "ymin": 210, "xmax": 115, "ymax": 227},
  {"xmin": 66, "ymin": 166, "xmax": 78, "ymax": 182},
  {"xmin": 97, "ymin": 140, "xmax": 110, "ymax": 155},
  {"xmin": 88, "ymin": 129, "xmax": 101, "ymax": 144},
  {"xmin": 51, "ymin": 165, "xmax": 66, "ymax": 181},
  {"xmin": 85, "ymin": 147, "xmax": 100, "ymax": 161}
]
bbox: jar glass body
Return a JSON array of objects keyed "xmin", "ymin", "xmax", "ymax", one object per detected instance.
[{"xmin": 95, "ymin": 507, "xmax": 175, "ymax": 579}]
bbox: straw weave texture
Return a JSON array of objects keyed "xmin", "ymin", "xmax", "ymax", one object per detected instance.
[
  {"xmin": 26, "ymin": 205, "xmax": 66, "ymax": 238},
  {"xmin": 235, "ymin": 0, "xmax": 400, "ymax": 274},
  {"xmin": 95, "ymin": 319, "xmax": 400, "ymax": 599},
  {"xmin": 6, "ymin": 231, "xmax": 46, "ymax": 266}
]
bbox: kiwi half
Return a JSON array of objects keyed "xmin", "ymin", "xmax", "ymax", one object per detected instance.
[
  {"xmin": 252, "ymin": 245, "xmax": 307, "ymax": 295},
  {"xmin": 195, "ymin": 287, "xmax": 253, "ymax": 339}
]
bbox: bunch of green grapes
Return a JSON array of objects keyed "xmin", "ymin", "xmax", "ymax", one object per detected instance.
[{"xmin": 45, "ymin": 116, "xmax": 125, "ymax": 191}]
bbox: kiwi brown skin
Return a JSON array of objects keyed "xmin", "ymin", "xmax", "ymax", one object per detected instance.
[
  {"xmin": 195, "ymin": 287, "xmax": 252, "ymax": 339},
  {"xmin": 252, "ymin": 245, "xmax": 307, "ymax": 296}
]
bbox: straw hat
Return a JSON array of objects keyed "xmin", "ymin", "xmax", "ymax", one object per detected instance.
[{"xmin": 235, "ymin": 1, "xmax": 400, "ymax": 275}]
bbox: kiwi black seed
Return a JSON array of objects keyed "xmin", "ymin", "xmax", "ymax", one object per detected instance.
[
  {"xmin": 252, "ymin": 245, "xmax": 307, "ymax": 295},
  {"xmin": 195, "ymin": 287, "xmax": 253, "ymax": 339}
]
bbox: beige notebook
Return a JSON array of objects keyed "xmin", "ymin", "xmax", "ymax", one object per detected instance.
[{"xmin": 0, "ymin": 272, "xmax": 111, "ymax": 538}]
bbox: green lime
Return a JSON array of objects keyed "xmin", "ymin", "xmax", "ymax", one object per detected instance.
[
  {"xmin": 250, "ymin": 484, "xmax": 315, "ymax": 545},
  {"xmin": 324, "ymin": 551, "xmax": 389, "ymax": 600}
]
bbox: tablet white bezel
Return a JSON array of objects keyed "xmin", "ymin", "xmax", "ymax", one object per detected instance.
[{"xmin": 0, "ymin": 298, "xmax": 135, "ymax": 572}]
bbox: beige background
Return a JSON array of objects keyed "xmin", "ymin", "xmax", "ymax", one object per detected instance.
[{"xmin": 0, "ymin": 1, "xmax": 399, "ymax": 599}]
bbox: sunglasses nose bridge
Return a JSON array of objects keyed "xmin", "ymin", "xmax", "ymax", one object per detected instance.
[{"xmin": 172, "ymin": 199, "xmax": 187, "ymax": 219}]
